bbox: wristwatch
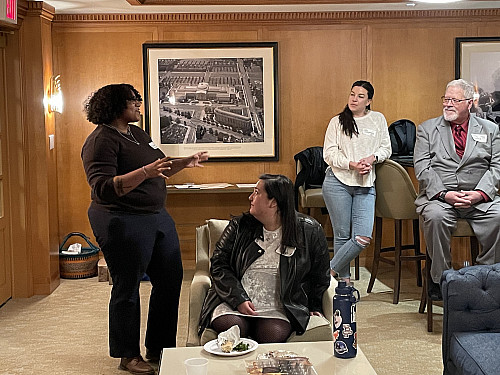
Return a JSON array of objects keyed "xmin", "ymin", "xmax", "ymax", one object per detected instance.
[{"xmin": 437, "ymin": 190, "xmax": 448, "ymax": 202}]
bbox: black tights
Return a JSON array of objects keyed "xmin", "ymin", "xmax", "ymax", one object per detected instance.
[{"xmin": 212, "ymin": 315, "xmax": 292, "ymax": 343}]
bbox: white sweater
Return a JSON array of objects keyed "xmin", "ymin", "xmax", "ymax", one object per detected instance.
[{"xmin": 323, "ymin": 110, "xmax": 392, "ymax": 187}]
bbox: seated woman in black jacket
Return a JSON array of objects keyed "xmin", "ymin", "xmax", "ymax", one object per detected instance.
[{"xmin": 199, "ymin": 174, "xmax": 330, "ymax": 343}]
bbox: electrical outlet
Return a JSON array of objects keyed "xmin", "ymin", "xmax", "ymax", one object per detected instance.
[{"xmin": 49, "ymin": 134, "xmax": 55, "ymax": 150}]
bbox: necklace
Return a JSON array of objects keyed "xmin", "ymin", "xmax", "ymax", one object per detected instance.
[{"xmin": 103, "ymin": 124, "xmax": 140, "ymax": 145}]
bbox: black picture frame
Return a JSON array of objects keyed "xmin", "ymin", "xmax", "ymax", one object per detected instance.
[
  {"xmin": 142, "ymin": 42, "xmax": 279, "ymax": 161},
  {"xmin": 455, "ymin": 37, "xmax": 500, "ymax": 124}
]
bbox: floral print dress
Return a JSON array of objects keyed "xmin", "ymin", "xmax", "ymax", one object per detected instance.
[{"xmin": 211, "ymin": 227, "xmax": 289, "ymax": 322}]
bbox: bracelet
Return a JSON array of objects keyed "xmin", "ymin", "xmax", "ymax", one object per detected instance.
[{"xmin": 142, "ymin": 166, "xmax": 148, "ymax": 178}]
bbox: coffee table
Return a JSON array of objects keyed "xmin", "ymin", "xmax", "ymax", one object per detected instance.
[{"xmin": 159, "ymin": 341, "xmax": 377, "ymax": 374}]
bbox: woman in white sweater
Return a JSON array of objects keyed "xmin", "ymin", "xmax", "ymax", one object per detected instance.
[{"xmin": 322, "ymin": 80, "xmax": 391, "ymax": 283}]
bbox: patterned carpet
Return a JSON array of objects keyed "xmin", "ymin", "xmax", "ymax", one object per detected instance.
[{"xmin": 0, "ymin": 266, "xmax": 442, "ymax": 375}]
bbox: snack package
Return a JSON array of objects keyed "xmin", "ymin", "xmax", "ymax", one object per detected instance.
[{"xmin": 245, "ymin": 353, "xmax": 316, "ymax": 375}]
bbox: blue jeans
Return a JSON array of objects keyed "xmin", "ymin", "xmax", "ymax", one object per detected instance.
[{"xmin": 322, "ymin": 170, "xmax": 375, "ymax": 278}]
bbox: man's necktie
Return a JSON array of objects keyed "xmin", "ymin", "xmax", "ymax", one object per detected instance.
[{"xmin": 453, "ymin": 125, "xmax": 466, "ymax": 158}]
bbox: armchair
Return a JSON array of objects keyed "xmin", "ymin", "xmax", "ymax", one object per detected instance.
[
  {"xmin": 441, "ymin": 263, "xmax": 500, "ymax": 375},
  {"xmin": 186, "ymin": 219, "xmax": 336, "ymax": 347}
]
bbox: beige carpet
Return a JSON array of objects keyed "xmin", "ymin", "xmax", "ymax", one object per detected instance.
[{"xmin": 0, "ymin": 265, "xmax": 443, "ymax": 375}]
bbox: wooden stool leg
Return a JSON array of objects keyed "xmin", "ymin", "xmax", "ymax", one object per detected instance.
[
  {"xmin": 418, "ymin": 251, "xmax": 433, "ymax": 332},
  {"xmin": 354, "ymin": 255, "xmax": 360, "ymax": 280},
  {"xmin": 425, "ymin": 252, "xmax": 433, "ymax": 332},
  {"xmin": 427, "ymin": 293, "xmax": 433, "ymax": 332},
  {"xmin": 470, "ymin": 237, "xmax": 479, "ymax": 265},
  {"xmin": 367, "ymin": 217, "xmax": 383, "ymax": 293},
  {"xmin": 393, "ymin": 219, "xmax": 402, "ymax": 304},
  {"xmin": 413, "ymin": 219, "xmax": 423, "ymax": 287},
  {"xmin": 418, "ymin": 278, "xmax": 426, "ymax": 314}
]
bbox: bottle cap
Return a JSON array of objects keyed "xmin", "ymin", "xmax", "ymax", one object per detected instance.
[{"xmin": 335, "ymin": 280, "xmax": 352, "ymax": 295}]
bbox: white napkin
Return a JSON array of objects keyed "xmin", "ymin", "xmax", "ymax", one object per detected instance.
[
  {"xmin": 61, "ymin": 243, "xmax": 82, "ymax": 255},
  {"xmin": 217, "ymin": 325, "xmax": 241, "ymax": 353}
]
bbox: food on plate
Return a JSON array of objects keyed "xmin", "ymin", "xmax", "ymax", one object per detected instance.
[
  {"xmin": 233, "ymin": 342, "xmax": 250, "ymax": 352},
  {"xmin": 220, "ymin": 340, "xmax": 234, "ymax": 353}
]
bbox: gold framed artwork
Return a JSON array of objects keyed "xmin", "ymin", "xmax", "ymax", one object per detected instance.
[{"xmin": 455, "ymin": 37, "xmax": 500, "ymax": 125}]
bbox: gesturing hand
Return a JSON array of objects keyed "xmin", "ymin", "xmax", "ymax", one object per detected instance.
[
  {"xmin": 237, "ymin": 301, "xmax": 258, "ymax": 316},
  {"xmin": 143, "ymin": 157, "xmax": 172, "ymax": 179},
  {"xmin": 186, "ymin": 151, "xmax": 209, "ymax": 168}
]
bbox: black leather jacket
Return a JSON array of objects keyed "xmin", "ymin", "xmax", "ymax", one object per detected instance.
[{"xmin": 198, "ymin": 212, "xmax": 330, "ymax": 336}]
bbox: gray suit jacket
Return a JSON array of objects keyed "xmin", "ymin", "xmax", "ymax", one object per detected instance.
[{"xmin": 414, "ymin": 115, "xmax": 500, "ymax": 213}]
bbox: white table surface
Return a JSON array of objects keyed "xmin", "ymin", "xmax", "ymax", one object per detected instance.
[{"xmin": 159, "ymin": 341, "xmax": 377, "ymax": 375}]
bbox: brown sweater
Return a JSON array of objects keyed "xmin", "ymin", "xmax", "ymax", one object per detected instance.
[{"xmin": 81, "ymin": 124, "xmax": 167, "ymax": 214}]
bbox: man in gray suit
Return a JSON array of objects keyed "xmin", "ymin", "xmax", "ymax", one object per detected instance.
[{"xmin": 414, "ymin": 79, "xmax": 500, "ymax": 299}]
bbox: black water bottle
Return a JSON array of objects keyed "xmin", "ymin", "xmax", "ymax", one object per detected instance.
[{"xmin": 332, "ymin": 281, "xmax": 360, "ymax": 359}]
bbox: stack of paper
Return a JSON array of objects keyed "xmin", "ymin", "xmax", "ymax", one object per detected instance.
[{"xmin": 172, "ymin": 183, "xmax": 234, "ymax": 189}]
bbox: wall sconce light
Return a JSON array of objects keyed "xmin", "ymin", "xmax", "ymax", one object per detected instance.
[{"xmin": 44, "ymin": 74, "xmax": 63, "ymax": 113}]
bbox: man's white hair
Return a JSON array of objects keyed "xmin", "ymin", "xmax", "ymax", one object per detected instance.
[{"xmin": 446, "ymin": 79, "xmax": 475, "ymax": 99}]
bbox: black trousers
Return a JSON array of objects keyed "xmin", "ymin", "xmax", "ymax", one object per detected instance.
[{"xmin": 88, "ymin": 206, "xmax": 183, "ymax": 358}]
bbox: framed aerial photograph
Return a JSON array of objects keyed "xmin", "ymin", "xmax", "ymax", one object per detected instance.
[
  {"xmin": 142, "ymin": 42, "xmax": 279, "ymax": 161},
  {"xmin": 455, "ymin": 37, "xmax": 500, "ymax": 125}
]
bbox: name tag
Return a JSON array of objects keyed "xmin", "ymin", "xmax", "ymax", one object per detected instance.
[
  {"xmin": 362, "ymin": 128, "xmax": 376, "ymax": 137},
  {"xmin": 471, "ymin": 134, "xmax": 487, "ymax": 143},
  {"xmin": 276, "ymin": 246, "xmax": 296, "ymax": 257},
  {"xmin": 149, "ymin": 141, "xmax": 159, "ymax": 149}
]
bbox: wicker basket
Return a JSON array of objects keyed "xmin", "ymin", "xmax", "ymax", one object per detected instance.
[{"xmin": 59, "ymin": 232, "xmax": 100, "ymax": 279}]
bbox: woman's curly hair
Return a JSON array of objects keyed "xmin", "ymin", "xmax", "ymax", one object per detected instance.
[{"xmin": 84, "ymin": 84, "xmax": 142, "ymax": 125}]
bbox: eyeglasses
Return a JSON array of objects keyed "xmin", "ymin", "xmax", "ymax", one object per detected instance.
[
  {"xmin": 441, "ymin": 96, "xmax": 472, "ymax": 105},
  {"xmin": 127, "ymin": 98, "xmax": 142, "ymax": 105}
]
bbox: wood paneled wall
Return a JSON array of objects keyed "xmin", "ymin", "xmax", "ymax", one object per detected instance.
[
  {"xmin": 8, "ymin": 1, "xmax": 61, "ymax": 296},
  {"xmin": 51, "ymin": 10, "xmax": 500, "ymax": 267}
]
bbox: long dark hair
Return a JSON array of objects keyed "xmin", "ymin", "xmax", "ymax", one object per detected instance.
[
  {"xmin": 338, "ymin": 80, "xmax": 374, "ymax": 138},
  {"xmin": 84, "ymin": 83, "xmax": 142, "ymax": 125},
  {"xmin": 259, "ymin": 174, "xmax": 299, "ymax": 252}
]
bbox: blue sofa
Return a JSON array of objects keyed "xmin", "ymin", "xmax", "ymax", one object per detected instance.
[{"xmin": 441, "ymin": 263, "xmax": 500, "ymax": 375}]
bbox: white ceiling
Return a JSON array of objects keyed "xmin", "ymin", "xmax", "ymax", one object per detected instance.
[{"xmin": 38, "ymin": 0, "xmax": 500, "ymax": 14}]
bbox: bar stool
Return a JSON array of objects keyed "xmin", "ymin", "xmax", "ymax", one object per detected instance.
[
  {"xmin": 295, "ymin": 152, "xmax": 359, "ymax": 280},
  {"xmin": 418, "ymin": 218, "xmax": 480, "ymax": 332},
  {"xmin": 367, "ymin": 159, "xmax": 425, "ymax": 304}
]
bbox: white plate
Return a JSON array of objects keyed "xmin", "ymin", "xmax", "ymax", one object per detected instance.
[{"xmin": 203, "ymin": 338, "xmax": 258, "ymax": 357}]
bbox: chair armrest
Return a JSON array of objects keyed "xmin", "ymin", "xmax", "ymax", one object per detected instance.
[
  {"xmin": 322, "ymin": 276, "xmax": 337, "ymax": 327},
  {"xmin": 298, "ymin": 185, "xmax": 306, "ymax": 209},
  {"xmin": 186, "ymin": 271, "xmax": 211, "ymax": 347},
  {"xmin": 441, "ymin": 264, "xmax": 500, "ymax": 368}
]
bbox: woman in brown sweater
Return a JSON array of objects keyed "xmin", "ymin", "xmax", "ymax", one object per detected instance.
[{"xmin": 82, "ymin": 83, "xmax": 208, "ymax": 375}]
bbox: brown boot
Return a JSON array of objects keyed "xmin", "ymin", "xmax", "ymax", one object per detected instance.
[{"xmin": 119, "ymin": 356, "xmax": 155, "ymax": 375}]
